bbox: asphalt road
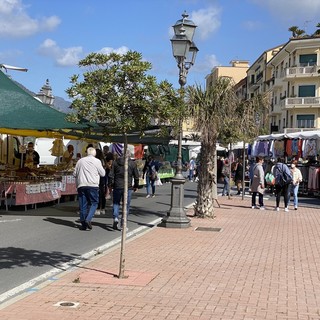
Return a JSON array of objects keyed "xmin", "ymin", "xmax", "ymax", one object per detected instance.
[{"xmin": 0, "ymin": 181, "xmax": 198, "ymax": 303}]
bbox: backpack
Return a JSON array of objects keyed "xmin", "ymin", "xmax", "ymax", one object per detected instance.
[
  {"xmin": 275, "ymin": 164, "xmax": 292, "ymax": 186},
  {"xmin": 265, "ymin": 172, "xmax": 275, "ymax": 186}
]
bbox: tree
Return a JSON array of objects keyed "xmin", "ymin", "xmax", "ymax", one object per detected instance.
[
  {"xmin": 313, "ymin": 23, "xmax": 320, "ymax": 36},
  {"xmin": 288, "ymin": 26, "xmax": 299, "ymax": 38},
  {"xmin": 295, "ymin": 28, "xmax": 306, "ymax": 38},
  {"xmin": 66, "ymin": 51, "xmax": 180, "ymax": 278},
  {"xmin": 288, "ymin": 26, "xmax": 306, "ymax": 38},
  {"xmin": 187, "ymin": 78, "xmax": 270, "ymax": 217},
  {"xmin": 186, "ymin": 77, "xmax": 239, "ymax": 218}
]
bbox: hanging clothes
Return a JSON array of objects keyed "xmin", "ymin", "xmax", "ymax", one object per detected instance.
[
  {"xmin": 308, "ymin": 166, "xmax": 320, "ymax": 190},
  {"xmin": 274, "ymin": 140, "xmax": 284, "ymax": 158},
  {"xmin": 50, "ymin": 138, "xmax": 64, "ymax": 157},
  {"xmin": 303, "ymin": 139, "xmax": 317, "ymax": 158}
]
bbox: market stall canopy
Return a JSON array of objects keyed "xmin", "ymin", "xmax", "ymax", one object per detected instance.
[
  {"xmin": 257, "ymin": 131, "xmax": 320, "ymax": 141},
  {"xmin": 0, "ymin": 70, "xmax": 90, "ymax": 137},
  {"xmin": 79, "ymin": 126, "xmax": 173, "ymax": 145}
]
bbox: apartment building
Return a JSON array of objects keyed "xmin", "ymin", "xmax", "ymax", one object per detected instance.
[
  {"xmin": 205, "ymin": 60, "xmax": 249, "ymax": 89},
  {"xmin": 267, "ymin": 37, "xmax": 320, "ymax": 133},
  {"xmin": 246, "ymin": 45, "xmax": 282, "ymax": 99}
]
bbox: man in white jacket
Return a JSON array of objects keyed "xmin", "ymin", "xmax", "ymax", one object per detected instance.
[{"xmin": 73, "ymin": 147, "xmax": 105, "ymax": 230}]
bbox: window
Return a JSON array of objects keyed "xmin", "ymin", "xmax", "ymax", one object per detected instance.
[
  {"xmin": 299, "ymin": 54, "xmax": 317, "ymax": 66},
  {"xmin": 298, "ymin": 85, "xmax": 315, "ymax": 97},
  {"xmin": 297, "ymin": 114, "xmax": 315, "ymax": 128}
]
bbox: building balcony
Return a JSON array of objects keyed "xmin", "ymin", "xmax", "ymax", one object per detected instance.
[
  {"xmin": 284, "ymin": 65, "xmax": 318, "ymax": 79},
  {"xmin": 281, "ymin": 96, "xmax": 320, "ymax": 109}
]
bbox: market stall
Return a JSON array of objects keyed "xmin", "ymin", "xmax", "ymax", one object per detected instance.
[{"xmin": 252, "ymin": 130, "xmax": 320, "ymax": 196}]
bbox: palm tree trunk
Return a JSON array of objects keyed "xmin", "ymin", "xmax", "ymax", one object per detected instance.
[{"xmin": 194, "ymin": 141, "xmax": 216, "ymax": 218}]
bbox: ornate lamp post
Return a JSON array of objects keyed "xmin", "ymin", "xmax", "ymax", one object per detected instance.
[{"xmin": 162, "ymin": 11, "xmax": 198, "ymax": 228}]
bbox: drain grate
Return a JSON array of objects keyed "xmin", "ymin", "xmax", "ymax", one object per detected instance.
[
  {"xmin": 195, "ymin": 227, "xmax": 222, "ymax": 232},
  {"xmin": 54, "ymin": 301, "xmax": 79, "ymax": 308}
]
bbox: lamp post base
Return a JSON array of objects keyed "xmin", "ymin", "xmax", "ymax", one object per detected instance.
[{"xmin": 161, "ymin": 176, "xmax": 191, "ymax": 228}]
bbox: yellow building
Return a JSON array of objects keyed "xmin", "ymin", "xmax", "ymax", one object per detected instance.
[
  {"xmin": 267, "ymin": 37, "xmax": 320, "ymax": 133},
  {"xmin": 206, "ymin": 60, "xmax": 249, "ymax": 89}
]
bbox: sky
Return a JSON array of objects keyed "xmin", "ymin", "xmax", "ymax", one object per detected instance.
[{"xmin": 1, "ymin": 0, "xmax": 320, "ymax": 101}]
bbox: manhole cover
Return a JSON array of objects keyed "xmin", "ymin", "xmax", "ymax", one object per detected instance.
[
  {"xmin": 60, "ymin": 302, "xmax": 75, "ymax": 307},
  {"xmin": 195, "ymin": 227, "xmax": 222, "ymax": 232},
  {"xmin": 54, "ymin": 301, "xmax": 79, "ymax": 308}
]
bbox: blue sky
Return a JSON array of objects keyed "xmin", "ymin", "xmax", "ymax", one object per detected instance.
[{"xmin": 1, "ymin": 0, "xmax": 320, "ymax": 101}]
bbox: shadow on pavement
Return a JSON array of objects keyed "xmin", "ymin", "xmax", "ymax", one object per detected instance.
[{"xmin": 0, "ymin": 247, "xmax": 82, "ymax": 270}]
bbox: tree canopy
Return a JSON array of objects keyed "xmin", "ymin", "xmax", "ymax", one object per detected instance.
[{"xmin": 66, "ymin": 50, "xmax": 181, "ymax": 137}]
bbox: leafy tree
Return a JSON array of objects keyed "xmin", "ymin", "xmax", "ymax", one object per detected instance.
[{"xmin": 66, "ymin": 51, "xmax": 180, "ymax": 278}]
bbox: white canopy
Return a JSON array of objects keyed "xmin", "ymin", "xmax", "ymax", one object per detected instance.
[{"xmin": 257, "ymin": 130, "xmax": 320, "ymax": 141}]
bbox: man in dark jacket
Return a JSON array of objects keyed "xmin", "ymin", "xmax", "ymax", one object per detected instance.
[{"xmin": 108, "ymin": 150, "xmax": 139, "ymax": 230}]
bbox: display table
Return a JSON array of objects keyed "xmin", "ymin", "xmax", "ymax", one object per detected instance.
[
  {"xmin": 0, "ymin": 172, "xmax": 78, "ymax": 210},
  {"xmin": 60, "ymin": 175, "xmax": 77, "ymax": 196},
  {"xmin": 0, "ymin": 180, "xmax": 61, "ymax": 208}
]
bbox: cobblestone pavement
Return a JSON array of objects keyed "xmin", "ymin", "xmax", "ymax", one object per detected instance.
[{"xmin": 1, "ymin": 197, "xmax": 320, "ymax": 320}]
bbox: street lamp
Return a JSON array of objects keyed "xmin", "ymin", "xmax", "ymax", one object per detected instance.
[{"xmin": 162, "ymin": 11, "xmax": 198, "ymax": 228}]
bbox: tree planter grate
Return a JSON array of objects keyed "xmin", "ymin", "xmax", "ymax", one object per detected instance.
[{"xmin": 195, "ymin": 227, "xmax": 222, "ymax": 232}]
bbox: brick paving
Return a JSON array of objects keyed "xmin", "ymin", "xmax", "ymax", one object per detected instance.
[{"xmin": 1, "ymin": 197, "xmax": 320, "ymax": 319}]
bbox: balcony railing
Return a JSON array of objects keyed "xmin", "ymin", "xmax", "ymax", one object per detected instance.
[
  {"xmin": 281, "ymin": 96, "xmax": 320, "ymax": 108},
  {"xmin": 285, "ymin": 65, "xmax": 317, "ymax": 77}
]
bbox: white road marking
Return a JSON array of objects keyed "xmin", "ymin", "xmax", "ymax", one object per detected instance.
[{"xmin": 0, "ymin": 219, "xmax": 22, "ymax": 223}]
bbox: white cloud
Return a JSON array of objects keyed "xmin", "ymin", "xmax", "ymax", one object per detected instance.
[
  {"xmin": 38, "ymin": 39, "xmax": 83, "ymax": 67},
  {"xmin": 194, "ymin": 53, "xmax": 220, "ymax": 73},
  {"xmin": 190, "ymin": 6, "xmax": 221, "ymax": 40},
  {"xmin": 38, "ymin": 41, "xmax": 131, "ymax": 67},
  {"xmin": 249, "ymin": 0, "xmax": 320, "ymax": 22},
  {"xmin": 99, "ymin": 46, "xmax": 129, "ymax": 55},
  {"xmin": 0, "ymin": 0, "xmax": 60, "ymax": 38}
]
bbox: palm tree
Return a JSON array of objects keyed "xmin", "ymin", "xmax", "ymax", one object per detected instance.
[
  {"xmin": 288, "ymin": 26, "xmax": 299, "ymax": 38},
  {"xmin": 313, "ymin": 23, "xmax": 320, "ymax": 36},
  {"xmin": 295, "ymin": 28, "xmax": 306, "ymax": 38},
  {"xmin": 186, "ymin": 77, "xmax": 239, "ymax": 218}
]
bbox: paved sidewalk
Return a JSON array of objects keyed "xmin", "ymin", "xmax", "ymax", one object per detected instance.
[{"xmin": 1, "ymin": 197, "xmax": 320, "ymax": 319}]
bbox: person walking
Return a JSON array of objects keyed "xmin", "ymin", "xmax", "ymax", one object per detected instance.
[
  {"xmin": 73, "ymin": 147, "xmax": 105, "ymax": 230},
  {"xmin": 108, "ymin": 150, "xmax": 139, "ymax": 230},
  {"xmin": 221, "ymin": 159, "xmax": 231, "ymax": 196},
  {"xmin": 95, "ymin": 148, "xmax": 106, "ymax": 215},
  {"xmin": 142, "ymin": 155, "xmax": 159, "ymax": 198},
  {"xmin": 103, "ymin": 145, "xmax": 114, "ymax": 200},
  {"xmin": 272, "ymin": 158, "xmax": 292, "ymax": 212},
  {"xmin": 251, "ymin": 156, "xmax": 265, "ymax": 210},
  {"xmin": 188, "ymin": 157, "xmax": 196, "ymax": 182},
  {"xmin": 234, "ymin": 157, "xmax": 244, "ymax": 195},
  {"xmin": 290, "ymin": 160, "xmax": 303, "ymax": 210}
]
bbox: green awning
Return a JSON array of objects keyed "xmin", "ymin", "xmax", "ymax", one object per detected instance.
[{"xmin": 0, "ymin": 70, "xmax": 88, "ymax": 135}]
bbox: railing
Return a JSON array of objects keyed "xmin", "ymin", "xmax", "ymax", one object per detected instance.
[
  {"xmin": 285, "ymin": 66, "xmax": 317, "ymax": 77},
  {"xmin": 281, "ymin": 96, "xmax": 320, "ymax": 107}
]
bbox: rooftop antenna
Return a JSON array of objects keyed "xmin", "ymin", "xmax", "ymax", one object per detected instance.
[
  {"xmin": 303, "ymin": 20, "xmax": 312, "ymax": 34},
  {"xmin": 0, "ymin": 64, "xmax": 28, "ymax": 72}
]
